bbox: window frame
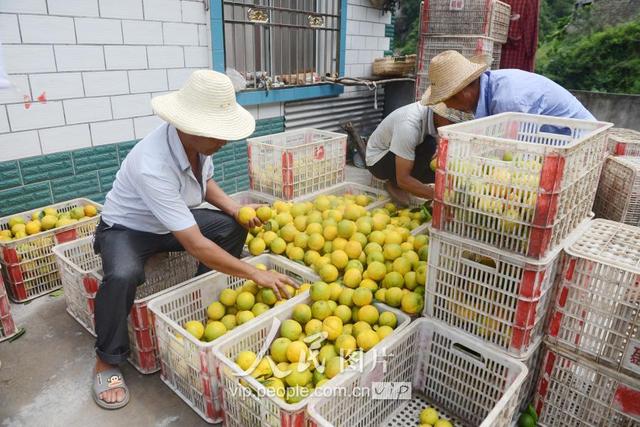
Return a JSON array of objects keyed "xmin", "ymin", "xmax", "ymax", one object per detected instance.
[{"xmin": 210, "ymin": 0, "xmax": 346, "ymax": 106}]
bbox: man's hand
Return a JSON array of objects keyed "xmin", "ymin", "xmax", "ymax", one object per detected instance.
[
  {"xmin": 251, "ymin": 269, "xmax": 298, "ymax": 299},
  {"xmin": 233, "ymin": 203, "xmax": 265, "ymax": 229}
]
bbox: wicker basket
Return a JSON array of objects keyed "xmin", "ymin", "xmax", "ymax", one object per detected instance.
[{"xmin": 372, "ymin": 55, "xmax": 416, "ymax": 77}]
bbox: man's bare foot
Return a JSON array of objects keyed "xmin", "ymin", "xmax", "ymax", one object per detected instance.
[
  {"xmin": 95, "ymin": 357, "xmax": 126, "ymax": 404},
  {"xmin": 384, "ymin": 181, "xmax": 411, "ymax": 207}
]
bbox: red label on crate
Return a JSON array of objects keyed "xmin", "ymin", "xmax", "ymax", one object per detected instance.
[
  {"xmin": 514, "ymin": 299, "xmax": 537, "ymax": 327},
  {"xmin": 527, "ymin": 228, "xmax": 552, "ymax": 259},
  {"xmin": 437, "ymin": 138, "xmax": 448, "ymax": 170},
  {"xmin": 1, "ymin": 314, "xmax": 16, "ymax": 336},
  {"xmin": 55, "ymin": 228, "xmax": 78, "ymax": 244},
  {"xmin": 543, "ymin": 350, "xmax": 556, "ymax": 377},
  {"xmin": 615, "ymin": 143, "xmax": 626, "ymax": 156},
  {"xmin": 135, "ymin": 328, "xmax": 154, "ymax": 350},
  {"xmin": 613, "ymin": 384, "xmax": 640, "ymax": 418},
  {"xmin": 83, "ymin": 276, "xmax": 99, "ymax": 294},
  {"xmin": 434, "ymin": 169, "xmax": 446, "ymax": 200},
  {"xmin": 548, "ymin": 311, "xmax": 562, "ymax": 336},
  {"xmin": 540, "ymin": 154, "xmax": 565, "ymax": 193},
  {"xmin": 520, "ymin": 270, "xmax": 537, "ymax": 299},
  {"xmin": 622, "ymin": 339, "xmax": 640, "ymax": 377},
  {"xmin": 565, "ymin": 258, "xmax": 577, "ymax": 281},
  {"xmin": 432, "ymin": 201, "xmax": 443, "ymax": 229},
  {"xmin": 2, "ymin": 247, "xmax": 19, "ymax": 264},
  {"xmin": 135, "ymin": 349, "xmax": 157, "ymax": 373},
  {"xmin": 314, "ymin": 145, "xmax": 325, "ymax": 161}
]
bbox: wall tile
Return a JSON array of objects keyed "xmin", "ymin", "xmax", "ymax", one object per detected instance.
[
  {"xmin": 0, "ymin": 161, "xmax": 22, "ymax": 191},
  {"xmin": 51, "ymin": 170, "xmax": 100, "ymax": 202},
  {"xmin": 72, "ymin": 145, "xmax": 118, "ymax": 173},
  {"xmin": 0, "ymin": 182, "xmax": 52, "ymax": 217},
  {"xmin": 19, "ymin": 152, "xmax": 74, "ymax": 184}
]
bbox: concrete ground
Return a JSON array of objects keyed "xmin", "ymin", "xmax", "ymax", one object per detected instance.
[{"xmin": 0, "ymin": 166, "xmax": 374, "ymax": 427}]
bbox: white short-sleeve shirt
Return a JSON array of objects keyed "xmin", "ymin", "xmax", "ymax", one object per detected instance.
[
  {"xmin": 101, "ymin": 122, "xmax": 214, "ymax": 234},
  {"xmin": 365, "ymin": 102, "xmax": 437, "ymax": 166}
]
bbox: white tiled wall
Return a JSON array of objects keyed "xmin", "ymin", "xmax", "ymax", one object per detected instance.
[
  {"xmin": 345, "ymin": 0, "xmax": 391, "ymax": 79},
  {"xmin": 0, "ymin": 0, "xmax": 211, "ymax": 161},
  {"xmin": 0, "ymin": 0, "xmax": 390, "ymax": 161}
]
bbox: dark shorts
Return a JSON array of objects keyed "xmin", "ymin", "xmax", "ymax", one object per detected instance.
[{"xmin": 367, "ymin": 136, "xmax": 437, "ymax": 185}]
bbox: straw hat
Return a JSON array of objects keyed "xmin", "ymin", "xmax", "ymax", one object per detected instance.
[
  {"xmin": 431, "ymin": 102, "xmax": 475, "ymax": 123},
  {"xmin": 151, "ymin": 70, "xmax": 255, "ymax": 140},
  {"xmin": 421, "ymin": 50, "xmax": 488, "ymax": 106}
]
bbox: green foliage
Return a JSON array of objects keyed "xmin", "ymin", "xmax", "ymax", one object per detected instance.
[
  {"xmin": 393, "ymin": 1, "xmax": 420, "ymax": 55},
  {"xmin": 536, "ymin": 18, "xmax": 640, "ymax": 93},
  {"xmin": 539, "ymin": 0, "xmax": 575, "ymax": 42}
]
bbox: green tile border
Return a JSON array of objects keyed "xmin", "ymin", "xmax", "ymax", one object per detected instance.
[{"xmin": 0, "ymin": 117, "xmax": 285, "ymax": 217}]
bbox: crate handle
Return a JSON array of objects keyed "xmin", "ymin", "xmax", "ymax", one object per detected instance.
[
  {"xmin": 452, "ymin": 342, "xmax": 485, "ymax": 365},
  {"xmin": 460, "ymin": 251, "xmax": 497, "ymax": 272}
]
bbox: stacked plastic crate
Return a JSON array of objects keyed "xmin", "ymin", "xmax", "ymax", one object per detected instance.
[
  {"xmin": 540, "ymin": 220, "xmax": 640, "ymax": 425},
  {"xmin": 415, "ymin": 0, "xmax": 511, "ymax": 101},
  {"xmin": 426, "ymin": 113, "xmax": 612, "ymax": 417},
  {"xmin": 247, "ymin": 129, "xmax": 347, "ymax": 200},
  {"xmin": 0, "ymin": 267, "xmax": 18, "ymax": 342},
  {"xmin": 52, "ymin": 236, "xmax": 199, "ymax": 374},
  {"xmin": 593, "ymin": 128, "xmax": 640, "ymax": 226}
]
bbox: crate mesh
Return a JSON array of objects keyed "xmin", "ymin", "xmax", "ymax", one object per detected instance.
[
  {"xmin": 547, "ymin": 219, "xmax": 640, "ymax": 378},
  {"xmin": 214, "ymin": 299, "xmax": 410, "ymax": 427},
  {"xmin": 607, "ymin": 127, "xmax": 640, "ymax": 156},
  {"xmin": 0, "ymin": 274, "xmax": 17, "ymax": 341},
  {"xmin": 308, "ymin": 318, "xmax": 527, "ymax": 427},
  {"xmin": 593, "ymin": 156, "xmax": 640, "ymax": 226},
  {"xmin": 150, "ymin": 255, "xmax": 321, "ymax": 424},
  {"xmin": 0, "ymin": 198, "xmax": 102, "ymax": 302},
  {"xmin": 432, "ymin": 113, "xmax": 611, "ymax": 259},
  {"xmin": 426, "ymin": 230, "xmax": 559, "ymax": 357},
  {"xmin": 420, "ymin": 0, "xmax": 511, "ymax": 42},
  {"xmin": 415, "ymin": 35, "xmax": 502, "ymax": 101},
  {"xmin": 248, "ymin": 128, "xmax": 347, "ymax": 200},
  {"xmin": 535, "ymin": 346, "xmax": 640, "ymax": 427},
  {"xmin": 53, "ymin": 236, "xmax": 198, "ymax": 373}
]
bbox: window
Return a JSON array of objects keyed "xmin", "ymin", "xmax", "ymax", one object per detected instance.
[{"xmin": 213, "ymin": 0, "xmax": 346, "ymax": 104}]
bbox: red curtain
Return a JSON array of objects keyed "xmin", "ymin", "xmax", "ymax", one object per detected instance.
[{"xmin": 499, "ymin": 0, "xmax": 540, "ymax": 71}]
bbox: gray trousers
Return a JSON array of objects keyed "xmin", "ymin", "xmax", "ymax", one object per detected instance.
[{"xmin": 93, "ymin": 208, "xmax": 247, "ymax": 364}]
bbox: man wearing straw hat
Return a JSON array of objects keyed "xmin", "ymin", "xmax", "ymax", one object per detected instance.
[
  {"xmin": 91, "ymin": 70, "xmax": 295, "ymax": 409},
  {"xmin": 421, "ymin": 50, "xmax": 595, "ymax": 121},
  {"xmin": 363, "ymin": 100, "xmax": 473, "ymax": 205}
]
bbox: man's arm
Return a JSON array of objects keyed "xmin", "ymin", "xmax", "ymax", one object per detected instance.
[
  {"xmin": 204, "ymin": 179, "xmax": 262, "ymax": 228},
  {"xmin": 173, "ymin": 225, "xmax": 295, "ymax": 298},
  {"xmin": 205, "ymin": 179, "xmax": 241, "ymax": 217},
  {"xmin": 395, "ymin": 156, "xmax": 435, "ymax": 199}
]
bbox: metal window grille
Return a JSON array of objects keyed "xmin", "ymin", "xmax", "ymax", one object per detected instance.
[{"xmin": 223, "ymin": 0, "xmax": 342, "ymax": 90}]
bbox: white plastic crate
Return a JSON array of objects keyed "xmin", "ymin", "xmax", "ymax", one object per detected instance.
[
  {"xmin": 0, "ymin": 198, "xmax": 102, "ymax": 303},
  {"xmin": 534, "ymin": 343, "xmax": 640, "ymax": 426},
  {"xmin": 515, "ymin": 339, "xmax": 544, "ymax": 416},
  {"xmin": 0, "ymin": 268, "xmax": 18, "ymax": 342},
  {"xmin": 212, "ymin": 298, "xmax": 410, "ymax": 427},
  {"xmin": 293, "ymin": 181, "xmax": 390, "ymax": 210},
  {"xmin": 547, "ymin": 219, "xmax": 640, "ymax": 379},
  {"xmin": 415, "ymin": 35, "xmax": 502, "ymax": 100},
  {"xmin": 593, "ymin": 156, "xmax": 640, "ymax": 226},
  {"xmin": 148, "ymin": 254, "xmax": 320, "ymax": 424},
  {"xmin": 425, "ymin": 228, "xmax": 563, "ymax": 357},
  {"xmin": 419, "ymin": 0, "xmax": 511, "ymax": 42},
  {"xmin": 248, "ymin": 128, "xmax": 347, "ymax": 200},
  {"xmin": 432, "ymin": 112, "xmax": 612, "ymax": 259},
  {"xmin": 52, "ymin": 236, "xmax": 199, "ymax": 374},
  {"xmin": 607, "ymin": 127, "xmax": 640, "ymax": 156},
  {"xmin": 307, "ymin": 317, "xmax": 528, "ymax": 427}
]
